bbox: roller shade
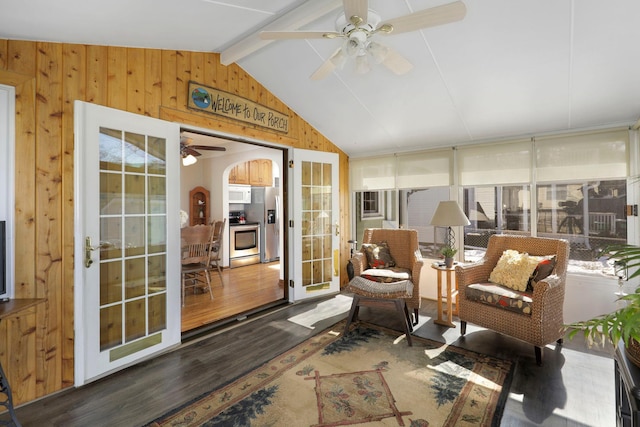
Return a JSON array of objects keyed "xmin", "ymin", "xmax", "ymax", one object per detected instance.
[
  {"xmin": 535, "ymin": 129, "xmax": 628, "ymax": 181},
  {"xmin": 350, "ymin": 156, "xmax": 396, "ymax": 190},
  {"xmin": 396, "ymin": 149, "xmax": 452, "ymax": 188},
  {"xmin": 458, "ymin": 139, "xmax": 532, "ymax": 186}
]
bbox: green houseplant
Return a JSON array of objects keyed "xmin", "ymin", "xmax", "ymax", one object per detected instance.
[
  {"xmin": 568, "ymin": 245, "xmax": 640, "ymax": 364},
  {"xmin": 441, "ymin": 246, "xmax": 458, "ymax": 268}
]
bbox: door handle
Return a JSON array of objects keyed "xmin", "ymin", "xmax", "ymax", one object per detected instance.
[
  {"xmin": 335, "ymin": 221, "xmax": 340, "ymax": 237},
  {"xmin": 85, "ymin": 237, "xmax": 109, "ymax": 268}
]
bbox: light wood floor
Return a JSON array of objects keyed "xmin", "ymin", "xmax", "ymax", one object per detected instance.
[{"xmin": 181, "ymin": 261, "xmax": 284, "ymax": 333}]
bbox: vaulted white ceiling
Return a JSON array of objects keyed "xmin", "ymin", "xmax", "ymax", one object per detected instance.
[{"xmin": 2, "ymin": 0, "xmax": 639, "ymax": 158}]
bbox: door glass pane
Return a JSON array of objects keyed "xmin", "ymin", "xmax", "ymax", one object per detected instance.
[
  {"xmin": 125, "ymin": 175, "xmax": 145, "ymax": 214},
  {"xmin": 100, "ymin": 260, "xmax": 122, "ymax": 305},
  {"xmin": 100, "ymin": 217, "xmax": 122, "ymax": 260},
  {"xmin": 124, "ymin": 217, "xmax": 145, "ymax": 257},
  {"xmin": 148, "ymin": 255, "xmax": 166, "ymax": 294},
  {"xmin": 99, "ymin": 128, "xmax": 123, "ymax": 171},
  {"xmin": 148, "ymin": 176, "xmax": 166, "ymax": 214},
  {"xmin": 98, "ymin": 127, "xmax": 168, "ymax": 352},
  {"xmin": 125, "ymin": 257, "xmax": 145, "ymax": 299},
  {"xmin": 148, "ymin": 294, "xmax": 167, "ymax": 333},
  {"xmin": 100, "ymin": 305, "xmax": 122, "ymax": 351},
  {"xmin": 147, "ymin": 136, "xmax": 166, "ymax": 175},
  {"xmin": 301, "ymin": 161, "xmax": 333, "ymax": 292},
  {"xmin": 124, "ymin": 132, "xmax": 146, "ymax": 173},
  {"xmin": 125, "ymin": 299, "xmax": 146, "ymax": 342}
]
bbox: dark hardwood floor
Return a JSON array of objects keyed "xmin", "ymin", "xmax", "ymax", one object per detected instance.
[{"xmin": 15, "ymin": 294, "xmax": 614, "ymax": 426}]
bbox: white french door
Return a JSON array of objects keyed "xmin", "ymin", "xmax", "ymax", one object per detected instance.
[
  {"xmin": 290, "ymin": 149, "xmax": 340, "ymax": 301},
  {"xmin": 74, "ymin": 101, "xmax": 181, "ymax": 385}
]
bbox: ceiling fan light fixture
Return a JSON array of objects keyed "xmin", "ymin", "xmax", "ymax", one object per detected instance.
[
  {"xmin": 355, "ymin": 55, "xmax": 371, "ymax": 74},
  {"xmin": 345, "ymin": 31, "xmax": 367, "ymax": 57},
  {"xmin": 367, "ymin": 41, "xmax": 389, "ymax": 64},
  {"xmin": 182, "ymin": 154, "xmax": 197, "ymax": 166}
]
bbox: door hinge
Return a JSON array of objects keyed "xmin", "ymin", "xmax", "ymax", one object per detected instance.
[
  {"xmin": 288, "ymin": 160, "xmax": 294, "ymax": 168},
  {"xmin": 626, "ymin": 204, "xmax": 638, "ymax": 217},
  {"xmin": 289, "ymin": 280, "xmax": 294, "ymax": 288},
  {"xmin": 289, "ymin": 220, "xmax": 294, "ymax": 228}
]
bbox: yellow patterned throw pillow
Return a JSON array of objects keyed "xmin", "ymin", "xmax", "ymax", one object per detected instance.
[{"xmin": 489, "ymin": 249, "xmax": 539, "ymax": 292}]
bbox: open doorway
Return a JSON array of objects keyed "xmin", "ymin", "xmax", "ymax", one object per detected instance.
[{"xmin": 178, "ymin": 129, "xmax": 288, "ymax": 335}]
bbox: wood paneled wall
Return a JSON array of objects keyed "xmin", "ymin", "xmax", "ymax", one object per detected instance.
[{"xmin": 0, "ymin": 39, "xmax": 351, "ymax": 405}]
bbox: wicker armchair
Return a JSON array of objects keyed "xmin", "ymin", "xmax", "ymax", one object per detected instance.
[
  {"xmin": 455, "ymin": 234, "xmax": 569, "ymax": 366},
  {"xmin": 348, "ymin": 228, "xmax": 424, "ymax": 324},
  {"xmin": 343, "ymin": 228, "xmax": 424, "ymax": 346}
]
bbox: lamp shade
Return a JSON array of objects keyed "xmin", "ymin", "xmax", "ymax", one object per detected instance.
[
  {"xmin": 430, "ymin": 201, "xmax": 470, "ymax": 227},
  {"xmin": 182, "ymin": 154, "xmax": 197, "ymax": 166}
]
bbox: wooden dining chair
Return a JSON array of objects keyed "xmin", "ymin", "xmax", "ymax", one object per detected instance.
[
  {"xmin": 181, "ymin": 224, "xmax": 214, "ymax": 305},
  {"xmin": 209, "ymin": 219, "xmax": 226, "ymax": 285}
]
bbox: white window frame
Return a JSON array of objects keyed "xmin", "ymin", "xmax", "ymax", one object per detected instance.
[{"xmin": 361, "ymin": 190, "xmax": 384, "ymax": 219}]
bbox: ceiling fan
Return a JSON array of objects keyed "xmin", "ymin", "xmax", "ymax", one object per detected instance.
[
  {"xmin": 260, "ymin": 0, "xmax": 466, "ymax": 80},
  {"xmin": 180, "ymin": 135, "xmax": 226, "ymax": 166}
]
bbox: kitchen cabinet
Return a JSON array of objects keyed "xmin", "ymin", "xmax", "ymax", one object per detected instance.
[
  {"xmin": 228, "ymin": 159, "xmax": 272, "ymax": 186},
  {"xmin": 250, "ymin": 159, "xmax": 272, "ymax": 186},
  {"xmin": 229, "ymin": 162, "xmax": 249, "ymax": 184},
  {"xmin": 190, "ymin": 186, "xmax": 210, "ymax": 226}
]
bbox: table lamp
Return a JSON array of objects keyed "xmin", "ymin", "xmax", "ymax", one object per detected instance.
[{"xmin": 430, "ymin": 201, "xmax": 470, "ymax": 249}]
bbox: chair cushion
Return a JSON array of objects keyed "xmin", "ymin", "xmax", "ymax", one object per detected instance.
[
  {"xmin": 346, "ymin": 275, "xmax": 413, "ymax": 299},
  {"xmin": 489, "ymin": 249, "xmax": 538, "ymax": 292},
  {"xmin": 361, "ymin": 241, "xmax": 396, "ymax": 269},
  {"xmin": 361, "ymin": 267, "xmax": 411, "ymax": 283},
  {"xmin": 466, "ymin": 282, "xmax": 533, "ymax": 316}
]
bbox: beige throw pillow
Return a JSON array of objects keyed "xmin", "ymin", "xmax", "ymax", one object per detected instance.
[{"xmin": 489, "ymin": 249, "xmax": 539, "ymax": 292}]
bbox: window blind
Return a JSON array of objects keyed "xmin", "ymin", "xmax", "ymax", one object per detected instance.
[
  {"xmin": 535, "ymin": 129, "xmax": 628, "ymax": 181},
  {"xmin": 458, "ymin": 139, "xmax": 532, "ymax": 186},
  {"xmin": 350, "ymin": 156, "xmax": 396, "ymax": 190},
  {"xmin": 396, "ymin": 149, "xmax": 452, "ymax": 188}
]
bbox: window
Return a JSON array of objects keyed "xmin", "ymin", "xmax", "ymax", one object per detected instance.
[
  {"xmin": 349, "ymin": 127, "xmax": 633, "ymax": 276},
  {"xmin": 461, "ymin": 180, "xmax": 627, "ymax": 271},
  {"xmin": 361, "ymin": 191, "xmax": 383, "ymax": 219},
  {"xmin": 462, "ymin": 185, "xmax": 532, "ymax": 262},
  {"xmin": 353, "ymin": 190, "xmax": 397, "ymax": 249},
  {"xmin": 536, "ymin": 180, "xmax": 626, "ymax": 261},
  {"xmin": 401, "ymin": 187, "xmax": 450, "ymax": 258}
]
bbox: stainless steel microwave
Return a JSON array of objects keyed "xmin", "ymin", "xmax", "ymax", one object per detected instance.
[{"xmin": 229, "ymin": 184, "xmax": 251, "ymax": 204}]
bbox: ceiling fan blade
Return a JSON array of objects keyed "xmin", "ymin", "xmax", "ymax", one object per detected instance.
[
  {"xmin": 181, "ymin": 146, "xmax": 201, "ymax": 157},
  {"xmin": 379, "ymin": 1, "xmax": 466, "ymax": 35},
  {"xmin": 310, "ymin": 48, "xmax": 344, "ymax": 80},
  {"xmin": 260, "ymin": 31, "xmax": 341, "ymax": 40},
  {"xmin": 343, "ymin": 0, "xmax": 369, "ymax": 25},
  {"xmin": 381, "ymin": 47, "xmax": 414, "ymax": 75},
  {"xmin": 190, "ymin": 145, "xmax": 226, "ymax": 152}
]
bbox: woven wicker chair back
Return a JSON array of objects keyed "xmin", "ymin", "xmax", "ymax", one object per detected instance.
[{"xmin": 361, "ymin": 228, "xmax": 419, "ymax": 270}]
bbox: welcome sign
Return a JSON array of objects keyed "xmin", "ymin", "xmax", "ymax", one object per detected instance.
[{"xmin": 188, "ymin": 82, "xmax": 289, "ymax": 133}]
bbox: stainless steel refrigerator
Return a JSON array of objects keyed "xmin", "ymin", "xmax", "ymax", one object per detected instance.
[{"xmin": 244, "ymin": 186, "xmax": 280, "ymax": 263}]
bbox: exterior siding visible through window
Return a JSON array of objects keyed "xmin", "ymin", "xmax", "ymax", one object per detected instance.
[{"xmin": 361, "ymin": 191, "xmax": 383, "ymax": 219}]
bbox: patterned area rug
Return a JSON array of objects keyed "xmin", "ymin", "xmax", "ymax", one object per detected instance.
[{"xmin": 147, "ymin": 321, "xmax": 513, "ymax": 427}]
